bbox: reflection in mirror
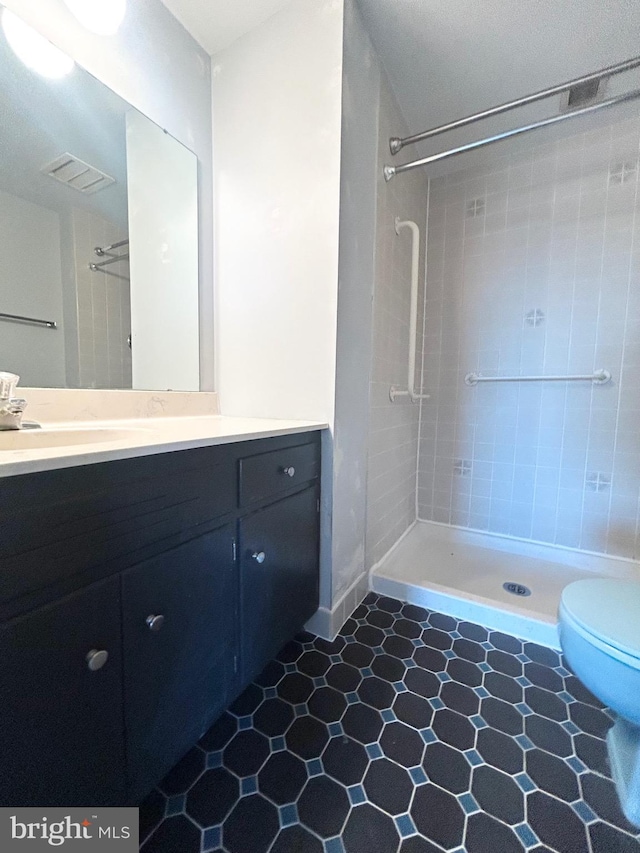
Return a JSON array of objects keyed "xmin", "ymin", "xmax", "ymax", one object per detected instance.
[{"xmin": 0, "ymin": 6, "xmax": 199, "ymax": 391}]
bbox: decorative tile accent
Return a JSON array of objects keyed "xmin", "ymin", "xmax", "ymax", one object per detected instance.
[
  {"xmin": 567, "ymin": 755, "xmax": 587, "ymax": 774},
  {"xmin": 515, "ymin": 772, "xmax": 537, "ymax": 793},
  {"xmin": 240, "ymin": 776, "xmax": 257, "ymax": 795},
  {"xmin": 165, "ymin": 795, "xmax": 185, "ymax": 817},
  {"xmin": 586, "ymin": 472, "xmax": 611, "ymax": 492},
  {"xmin": 279, "ymin": 803, "xmax": 298, "ymax": 827},
  {"xmin": 365, "ymin": 743, "xmax": 383, "ymax": 760},
  {"xmin": 409, "ymin": 766, "xmax": 428, "ymax": 785},
  {"xmin": 464, "ymin": 749, "xmax": 484, "ymax": 767},
  {"xmin": 140, "ymin": 595, "xmax": 640, "ymax": 853},
  {"xmin": 459, "ymin": 792, "xmax": 480, "ymax": 814},
  {"xmin": 609, "ymin": 160, "xmax": 637, "ymax": 185},
  {"xmin": 454, "ymin": 459, "xmax": 473, "ymax": 477},
  {"xmin": 347, "ymin": 784, "xmax": 367, "ymax": 806},
  {"xmin": 572, "ymin": 799, "xmax": 598, "ymax": 823},
  {"xmin": 515, "ymin": 822, "xmax": 539, "ymax": 847},
  {"xmin": 466, "ymin": 197, "xmax": 486, "ymax": 217},
  {"xmin": 525, "ymin": 308, "xmax": 545, "ymax": 327},
  {"xmin": 202, "ymin": 826, "xmax": 221, "ymax": 851},
  {"xmin": 395, "ymin": 813, "xmax": 417, "ymax": 837},
  {"xmin": 205, "ymin": 750, "xmax": 223, "ymax": 771}
]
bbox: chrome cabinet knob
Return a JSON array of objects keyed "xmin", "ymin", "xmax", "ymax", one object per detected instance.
[
  {"xmin": 252, "ymin": 551, "xmax": 266, "ymax": 564},
  {"xmin": 283, "ymin": 466, "xmax": 295, "ymax": 477},
  {"xmin": 146, "ymin": 614, "xmax": 165, "ymax": 632},
  {"xmin": 86, "ymin": 649, "xmax": 109, "ymax": 671}
]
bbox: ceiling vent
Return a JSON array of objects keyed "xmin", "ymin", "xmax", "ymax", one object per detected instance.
[
  {"xmin": 40, "ymin": 153, "xmax": 115, "ymax": 194},
  {"xmin": 563, "ymin": 78, "xmax": 604, "ymax": 111}
]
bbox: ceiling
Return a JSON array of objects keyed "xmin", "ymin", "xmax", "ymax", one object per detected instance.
[
  {"xmin": 0, "ymin": 27, "xmax": 128, "ymax": 226},
  {"xmin": 160, "ymin": 0, "xmax": 292, "ymax": 55},
  {"xmin": 162, "ymin": 0, "xmax": 640, "ymax": 173}
]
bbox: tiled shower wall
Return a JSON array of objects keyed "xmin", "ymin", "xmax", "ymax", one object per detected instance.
[
  {"xmin": 365, "ymin": 69, "xmax": 428, "ymax": 569},
  {"xmin": 418, "ymin": 113, "xmax": 640, "ymax": 559},
  {"xmin": 71, "ymin": 208, "xmax": 132, "ymax": 389}
]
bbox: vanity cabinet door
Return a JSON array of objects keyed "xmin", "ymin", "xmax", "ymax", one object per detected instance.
[
  {"xmin": 240, "ymin": 486, "xmax": 319, "ymax": 684},
  {"xmin": 122, "ymin": 526, "xmax": 238, "ymax": 803},
  {"xmin": 0, "ymin": 576, "xmax": 126, "ymax": 806}
]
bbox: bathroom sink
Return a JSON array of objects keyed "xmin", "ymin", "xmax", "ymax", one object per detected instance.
[{"xmin": 0, "ymin": 426, "xmax": 149, "ymax": 450}]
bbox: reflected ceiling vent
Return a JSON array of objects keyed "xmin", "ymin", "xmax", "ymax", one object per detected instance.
[
  {"xmin": 562, "ymin": 77, "xmax": 604, "ymax": 111},
  {"xmin": 40, "ymin": 153, "xmax": 115, "ymax": 194}
]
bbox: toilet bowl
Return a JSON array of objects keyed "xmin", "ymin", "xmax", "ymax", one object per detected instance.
[{"xmin": 559, "ymin": 578, "xmax": 640, "ymax": 828}]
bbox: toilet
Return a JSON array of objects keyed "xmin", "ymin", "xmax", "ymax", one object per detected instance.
[{"xmin": 559, "ymin": 578, "xmax": 640, "ymax": 827}]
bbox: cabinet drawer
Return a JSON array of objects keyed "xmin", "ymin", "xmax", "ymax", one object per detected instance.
[
  {"xmin": 0, "ymin": 447, "xmax": 236, "ymax": 607},
  {"xmin": 239, "ymin": 441, "xmax": 319, "ymax": 507}
]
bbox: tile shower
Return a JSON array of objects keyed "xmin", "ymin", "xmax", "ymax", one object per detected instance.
[{"xmin": 417, "ymin": 114, "xmax": 640, "ymax": 560}]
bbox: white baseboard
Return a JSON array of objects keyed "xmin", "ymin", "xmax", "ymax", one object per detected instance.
[{"xmin": 305, "ymin": 571, "xmax": 370, "ymax": 641}]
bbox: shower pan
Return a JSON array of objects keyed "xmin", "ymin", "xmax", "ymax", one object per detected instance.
[{"xmin": 367, "ymin": 55, "xmax": 640, "ymax": 649}]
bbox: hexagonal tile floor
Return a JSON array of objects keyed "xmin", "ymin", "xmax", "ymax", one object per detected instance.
[{"xmin": 139, "ymin": 593, "xmax": 640, "ymax": 853}]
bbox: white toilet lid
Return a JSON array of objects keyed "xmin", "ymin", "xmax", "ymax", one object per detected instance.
[{"xmin": 561, "ymin": 579, "xmax": 640, "ymax": 661}]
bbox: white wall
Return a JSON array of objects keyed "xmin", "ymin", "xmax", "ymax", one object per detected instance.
[
  {"xmin": 0, "ymin": 190, "xmax": 66, "ymax": 386},
  {"xmin": 212, "ymin": 0, "xmax": 344, "ymax": 423},
  {"xmin": 126, "ymin": 111, "xmax": 199, "ymax": 391},
  {"xmin": 3, "ymin": 0, "xmax": 214, "ymax": 389},
  {"xmin": 212, "ymin": 0, "xmax": 345, "ymax": 617}
]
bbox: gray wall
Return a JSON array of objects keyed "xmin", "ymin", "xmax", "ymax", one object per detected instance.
[
  {"xmin": 418, "ymin": 112, "xmax": 640, "ymax": 559},
  {"xmin": 4, "ymin": 0, "xmax": 214, "ymax": 389},
  {"xmin": 0, "ymin": 190, "xmax": 66, "ymax": 386},
  {"xmin": 330, "ymin": 0, "xmax": 379, "ymax": 607}
]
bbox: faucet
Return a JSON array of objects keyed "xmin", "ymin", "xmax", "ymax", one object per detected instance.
[{"xmin": 0, "ymin": 372, "xmax": 40, "ymax": 430}]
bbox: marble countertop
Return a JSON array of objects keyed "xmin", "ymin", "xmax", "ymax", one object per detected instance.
[{"xmin": 0, "ymin": 415, "xmax": 327, "ymax": 478}]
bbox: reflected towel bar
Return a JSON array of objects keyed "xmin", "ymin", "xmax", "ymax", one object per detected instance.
[
  {"xmin": 89, "ymin": 254, "xmax": 129, "ymax": 271},
  {"xmin": 94, "ymin": 239, "xmax": 129, "ymax": 257},
  {"xmin": 0, "ymin": 311, "xmax": 57, "ymax": 329},
  {"xmin": 465, "ymin": 370, "xmax": 611, "ymax": 386}
]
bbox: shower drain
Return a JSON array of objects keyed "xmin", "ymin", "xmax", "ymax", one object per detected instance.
[{"xmin": 503, "ymin": 581, "xmax": 531, "ymax": 597}]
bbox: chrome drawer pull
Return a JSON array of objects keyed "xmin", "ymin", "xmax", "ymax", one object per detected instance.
[
  {"xmin": 252, "ymin": 551, "xmax": 266, "ymax": 564},
  {"xmin": 283, "ymin": 466, "xmax": 295, "ymax": 477},
  {"xmin": 86, "ymin": 649, "xmax": 109, "ymax": 671},
  {"xmin": 146, "ymin": 614, "xmax": 165, "ymax": 632}
]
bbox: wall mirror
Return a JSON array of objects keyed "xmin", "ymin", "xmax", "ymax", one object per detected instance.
[{"xmin": 0, "ymin": 6, "xmax": 200, "ymax": 391}]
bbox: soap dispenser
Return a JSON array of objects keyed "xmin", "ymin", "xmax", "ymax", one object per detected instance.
[{"xmin": 0, "ymin": 372, "xmax": 28, "ymax": 430}]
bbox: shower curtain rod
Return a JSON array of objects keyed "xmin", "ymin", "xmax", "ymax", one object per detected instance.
[
  {"xmin": 384, "ymin": 86, "xmax": 640, "ymax": 181},
  {"xmin": 389, "ymin": 54, "xmax": 640, "ymax": 155}
]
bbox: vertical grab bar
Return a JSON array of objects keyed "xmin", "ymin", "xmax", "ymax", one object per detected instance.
[{"xmin": 390, "ymin": 217, "xmax": 430, "ymax": 402}]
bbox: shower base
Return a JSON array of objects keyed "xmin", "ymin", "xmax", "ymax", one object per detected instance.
[{"xmin": 370, "ymin": 520, "xmax": 639, "ymax": 648}]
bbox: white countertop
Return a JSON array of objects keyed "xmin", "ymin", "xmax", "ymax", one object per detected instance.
[{"xmin": 0, "ymin": 416, "xmax": 327, "ymax": 478}]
